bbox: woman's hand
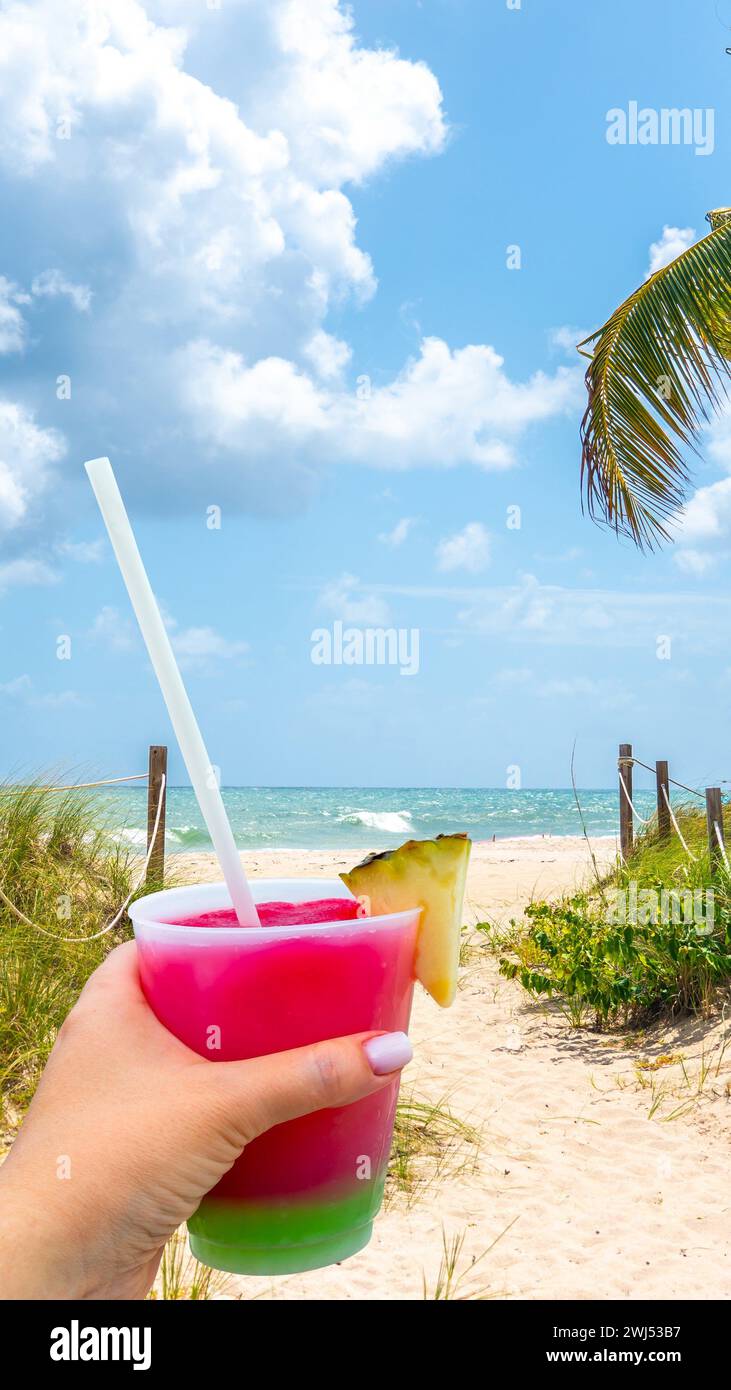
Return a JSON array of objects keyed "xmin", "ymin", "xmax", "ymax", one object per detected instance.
[{"xmin": 0, "ymin": 941, "xmax": 412, "ymax": 1300}]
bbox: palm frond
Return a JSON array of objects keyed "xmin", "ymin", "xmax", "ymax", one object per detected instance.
[{"xmin": 579, "ymin": 212, "xmax": 731, "ymax": 550}]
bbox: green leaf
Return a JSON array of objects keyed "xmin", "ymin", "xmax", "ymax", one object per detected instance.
[{"xmin": 579, "ymin": 213, "xmax": 731, "ymax": 551}]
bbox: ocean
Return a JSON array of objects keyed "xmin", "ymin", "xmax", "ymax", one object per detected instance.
[{"xmin": 86, "ymin": 786, "xmax": 648, "ymax": 852}]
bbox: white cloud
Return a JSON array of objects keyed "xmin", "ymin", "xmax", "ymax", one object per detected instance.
[
  {"xmin": 494, "ymin": 666, "xmax": 630, "ymax": 708},
  {"xmin": 538, "ymin": 676, "xmax": 603, "ymax": 698},
  {"xmin": 492, "ymin": 662, "xmax": 635, "ymax": 709},
  {"xmin": 705, "ymin": 410, "xmax": 731, "ymax": 470},
  {"xmin": 183, "ymin": 342, "xmax": 327, "ymax": 445},
  {"xmin": 34, "ymin": 688, "xmax": 85, "ymax": 708},
  {"xmin": 455, "ymin": 573, "xmax": 731, "ymax": 651},
  {"xmin": 307, "ymin": 676, "xmax": 383, "ymax": 717},
  {"xmin": 180, "ymin": 335, "xmax": 580, "ymax": 473},
  {"xmin": 1, "ymin": 268, "xmax": 91, "ymax": 359},
  {"xmin": 458, "ymin": 574, "xmax": 612, "ymax": 642},
  {"xmin": 494, "ymin": 666, "xmax": 533, "ymax": 687},
  {"xmin": 31, "ymin": 268, "xmax": 92, "ymax": 312},
  {"xmin": 676, "ymin": 476, "xmax": 731, "ymax": 543},
  {"xmin": 57, "ymin": 538, "xmax": 106, "ymax": 563},
  {"xmin": 267, "ymin": 0, "xmax": 446, "ymax": 183},
  {"xmin": 673, "ymin": 547, "xmax": 718, "ymax": 576},
  {"xmin": 0, "ymin": 277, "xmax": 28, "ymax": 354},
  {"xmin": 91, "ymin": 602, "xmax": 249, "ymax": 666},
  {"xmin": 0, "ymin": 0, "xmax": 444, "ymax": 318},
  {"xmin": 436, "ymin": 522, "xmax": 491, "ymax": 574},
  {"xmin": 672, "ymin": 412, "xmax": 731, "ymax": 571},
  {"xmin": 90, "ymin": 605, "xmax": 137, "ymax": 651},
  {"xmin": 0, "ymin": 400, "xmax": 66, "ymax": 530},
  {"xmin": 0, "ymin": 674, "xmax": 33, "ymax": 697},
  {"xmin": 542, "ymin": 676, "xmax": 631, "ymax": 710},
  {"xmin": 647, "ymin": 225, "xmax": 695, "ymax": 277},
  {"xmin": 305, "ymin": 572, "xmax": 731, "ymax": 653},
  {"xmin": 378, "ymin": 517, "xmax": 416, "ymax": 547},
  {"xmin": 339, "ymin": 340, "xmax": 578, "ymax": 469},
  {"xmin": 0, "ymin": 1, "xmax": 576, "ymax": 521},
  {"xmin": 549, "ymin": 325, "xmax": 591, "ymax": 356},
  {"xmin": 170, "ymin": 625, "xmax": 249, "ymax": 663},
  {"xmin": 0, "ymin": 673, "xmax": 83, "ymax": 707},
  {"xmin": 0, "ymin": 557, "xmax": 59, "ymax": 595},
  {"xmin": 304, "ymin": 329, "xmax": 352, "ymax": 380},
  {"xmin": 319, "ymin": 572, "xmax": 390, "ymax": 624}
]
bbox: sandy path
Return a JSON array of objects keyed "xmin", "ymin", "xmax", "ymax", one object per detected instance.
[{"xmin": 173, "ymin": 838, "xmax": 731, "ymax": 1301}]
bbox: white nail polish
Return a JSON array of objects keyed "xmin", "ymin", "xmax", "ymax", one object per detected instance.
[{"xmin": 363, "ymin": 1031, "xmax": 413, "ymax": 1075}]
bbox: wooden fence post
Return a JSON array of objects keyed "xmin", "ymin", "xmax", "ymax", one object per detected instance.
[
  {"xmin": 146, "ymin": 744, "xmax": 167, "ymax": 885},
  {"xmin": 705, "ymin": 787, "xmax": 724, "ymax": 873},
  {"xmin": 619, "ymin": 742, "xmax": 633, "ymax": 859},
  {"xmin": 656, "ymin": 760, "xmax": 670, "ymax": 840}
]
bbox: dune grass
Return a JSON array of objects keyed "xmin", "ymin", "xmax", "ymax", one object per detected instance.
[
  {"xmin": 149, "ymin": 1230, "xmax": 234, "ymax": 1301},
  {"xmin": 387, "ymin": 1091, "xmax": 481, "ymax": 1206},
  {"xmin": 422, "ymin": 1218, "xmax": 518, "ymax": 1300},
  {"xmin": 493, "ymin": 803, "xmax": 731, "ymax": 1030},
  {"xmin": 0, "ymin": 779, "xmax": 143, "ymax": 1135},
  {"xmin": 618, "ymin": 801, "xmax": 730, "ymax": 884}
]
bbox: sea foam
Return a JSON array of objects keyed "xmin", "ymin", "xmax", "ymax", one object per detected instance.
[{"xmin": 337, "ymin": 809, "xmax": 413, "ymax": 834}]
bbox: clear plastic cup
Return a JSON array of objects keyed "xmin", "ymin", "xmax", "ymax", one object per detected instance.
[{"xmin": 130, "ymin": 878, "xmax": 419, "ymax": 1274}]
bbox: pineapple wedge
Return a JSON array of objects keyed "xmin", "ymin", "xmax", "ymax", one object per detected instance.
[{"xmin": 340, "ymin": 833, "xmax": 471, "ymax": 1007}]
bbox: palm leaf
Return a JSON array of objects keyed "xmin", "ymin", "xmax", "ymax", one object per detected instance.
[{"xmin": 579, "ymin": 209, "xmax": 731, "ymax": 550}]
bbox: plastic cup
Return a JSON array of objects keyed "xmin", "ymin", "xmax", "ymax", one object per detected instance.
[{"xmin": 130, "ymin": 878, "xmax": 419, "ymax": 1275}]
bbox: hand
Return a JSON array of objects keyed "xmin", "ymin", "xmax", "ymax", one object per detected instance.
[{"xmin": 0, "ymin": 941, "xmax": 412, "ymax": 1300}]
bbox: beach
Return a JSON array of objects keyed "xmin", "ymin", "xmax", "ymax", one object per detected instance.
[
  {"xmin": 169, "ymin": 834, "xmax": 731, "ymax": 1302},
  {"xmin": 174, "ymin": 834, "xmax": 620, "ymax": 925}
]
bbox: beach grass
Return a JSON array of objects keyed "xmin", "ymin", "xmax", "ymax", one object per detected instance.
[
  {"xmin": 0, "ymin": 779, "xmax": 138, "ymax": 1136},
  {"xmin": 422, "ymin": 1218, "xmax": 518, "ymax": 1300},
  {"xmin": 149, "ymin": 1229, "xmax": 234, "ymax": 1300},
  {"xmin": 387, "ymin": 1091, "xmax": 481, "ymax": 1206},
  {"xmin": 423, "ymin": 1229, "xmax": 481, "ymax": 1299}
]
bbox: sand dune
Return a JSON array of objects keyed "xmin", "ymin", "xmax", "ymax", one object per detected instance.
[{"xmin": 175, "ymin": 837, "xmax": 731, "ymax": 1301}]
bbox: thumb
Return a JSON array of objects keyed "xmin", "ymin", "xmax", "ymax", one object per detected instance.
[{"xmin": 208, "ymin": 1030, "xmax": 413, "ymax": 1141}]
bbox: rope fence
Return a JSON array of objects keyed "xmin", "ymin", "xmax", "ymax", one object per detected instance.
[
  {"xmin": 618, "ymin": 769, "xmax": 652, "ymax": 825},
  {"xmin": 6, "ymin": 745, "xmax": 168, "ymax": 890},
  {"xmin": 0, "ymin": 771, "xmax": 167, "ymax": 943},
  {"xmin": 38, "ymin": 773, "xmax": 149, "ymax": 791},
  {"xmin": 661, "ymin": 783, "xmax": 698, "ymax": 862},
  {"xmin": 617, "ymin": 742, "xmax": 728, "ymax": 871},
  {"xmin": 714, "ymin": 821, "xmax": 731, "ymax": 875},
  {"xmin": 619, "ymin": 753, "xmax": 710, "ymax": 803}
]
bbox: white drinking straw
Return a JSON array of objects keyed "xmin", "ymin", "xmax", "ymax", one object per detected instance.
[{"xmin": 85, "ymin": 456, "xmax": 260, "ymax": 927}]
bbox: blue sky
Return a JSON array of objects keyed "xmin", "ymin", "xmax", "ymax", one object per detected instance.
[{"xmin": 0, "ymin": 0, "xmax": 730, "ymax": 790}]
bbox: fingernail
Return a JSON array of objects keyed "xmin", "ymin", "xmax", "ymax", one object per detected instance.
[{"xmin": 363, "ymin": 1031, "xmax": 413, "ymax": 1076}]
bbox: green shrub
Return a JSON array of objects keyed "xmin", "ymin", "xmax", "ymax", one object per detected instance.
[
  {"xmin": 497, "ymin": 895, "xmax": 731, "ymax": 1029},
  {"xmin": 496, "ymin": 804, "xmax": 731, "ymax": 1029}
]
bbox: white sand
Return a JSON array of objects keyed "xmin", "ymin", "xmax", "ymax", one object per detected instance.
[
  {"xmin": 173, "ymin": 835, "xmax": 619, "ymax": 928},
  {"xmin": 174, "ymin": 837, "xmax": 731, "ymax": 1301}
]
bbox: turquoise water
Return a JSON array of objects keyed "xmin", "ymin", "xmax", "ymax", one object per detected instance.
[{"xmin": 87, "ymin": 786, "xmax": 650, "ymax": 852}]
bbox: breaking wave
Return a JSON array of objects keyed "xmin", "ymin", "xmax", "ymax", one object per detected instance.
[{"xmin": 336, "ymin": 809, "xmax": 413, "ymax": 834}]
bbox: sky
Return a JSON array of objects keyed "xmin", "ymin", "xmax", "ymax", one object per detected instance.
[{"xmin": 0, "ymin": 0, "xmax": 730, "ymax": 790}]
